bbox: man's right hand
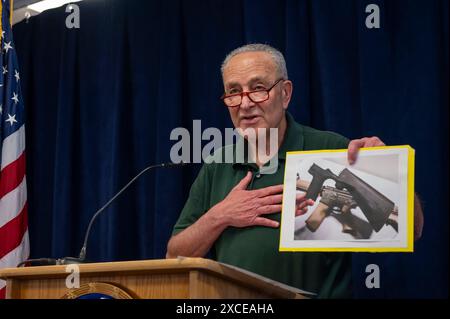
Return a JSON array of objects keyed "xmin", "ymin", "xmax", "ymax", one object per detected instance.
[
  {"xmin": 209, "ymin": 171, "xmax": 284, "ymax": 228},
  {"xmin": 166, "ymin": 171, "xmax": 313, "ymax": 258}
]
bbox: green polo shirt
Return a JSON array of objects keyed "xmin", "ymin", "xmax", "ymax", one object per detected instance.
[{"xmin": 172, "ymin": 112, "xmax": 352, "ymax": 298}]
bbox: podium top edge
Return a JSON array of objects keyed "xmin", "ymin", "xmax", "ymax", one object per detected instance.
[{"xmin": 0, "ymin": 257, "xmax": 307, "ymax": 298}]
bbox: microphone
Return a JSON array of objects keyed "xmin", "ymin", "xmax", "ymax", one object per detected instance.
[{"xmin": 18, "ymin": 161, "xmax": 186, "ymax": 267}]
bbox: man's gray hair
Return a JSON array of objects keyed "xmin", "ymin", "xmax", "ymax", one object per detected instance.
[{"xmin": 221, "ymin": 43, "xmax": 288, "ymax": 80}]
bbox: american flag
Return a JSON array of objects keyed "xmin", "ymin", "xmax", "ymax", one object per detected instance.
[{"xmin": 0, "ymin": 0, "xmax": 29, "ymax": 299}]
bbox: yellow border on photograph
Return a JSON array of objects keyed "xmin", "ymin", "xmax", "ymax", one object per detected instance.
[{"xmin": 279, "ymin": 145, "xmax": 415, "ymax": 252}]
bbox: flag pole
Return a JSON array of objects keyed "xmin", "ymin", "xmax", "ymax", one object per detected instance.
[
  {"xmin": 0, "ymin": 1, "xmax": 3, "ymax": 37},
  {"xmin": 11, "ymin": 0, "xmax": 14, "ymax": 26}
]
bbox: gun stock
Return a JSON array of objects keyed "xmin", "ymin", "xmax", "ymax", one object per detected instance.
[{"xmin": 338, "ymin": 168, "xmax": 395, "ymax": 232}]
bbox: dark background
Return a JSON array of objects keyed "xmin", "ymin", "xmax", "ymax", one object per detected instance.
[{"xmin": 12, "ymin": 0, "xmax": 448, "ymax": 298}]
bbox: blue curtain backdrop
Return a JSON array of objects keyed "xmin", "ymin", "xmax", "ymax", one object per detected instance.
[{"xmin": 12, "ymin": 0, "xmax": 448, "ymax": 298}]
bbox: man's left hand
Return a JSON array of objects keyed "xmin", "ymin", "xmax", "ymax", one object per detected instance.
[
  {"xmin": 347, "ymin": 136, "xmax": 385, "ymax": 165},
  {"xmin": 347, "ymin": 136, "xmax": 423, "ymax": 240}
]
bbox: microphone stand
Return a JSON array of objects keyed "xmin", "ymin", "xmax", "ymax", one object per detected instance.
[{"xmin": 17, "ymin": 162, "xmax": 185, "ymax": 267}]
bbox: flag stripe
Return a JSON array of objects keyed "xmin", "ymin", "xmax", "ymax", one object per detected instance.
[
  {"xmin": 0, "ymin": 176, "xmax": 26, "ymax": 228},
  {"xmin": 0, "ymin": 229, "xmax": 29, "ymax": 268},
  {"xmin": 0, "ymin": 151, "xmax": 25, "ymax": 199},
  {"xmin": 1, "ymin": 124, "xmax": 25, "ymax": 170},
  {"xmin": 0, "ymin": 230, "xmax": 29, "ymax": 295},
  {"xmin": 0, "ymin": 202, "xmax": 28, "ymax": 258}
]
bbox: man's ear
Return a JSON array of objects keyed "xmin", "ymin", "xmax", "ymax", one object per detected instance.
[{"xmin": 282, "ymin": 80, "xmax": 293, "ymax": 109}]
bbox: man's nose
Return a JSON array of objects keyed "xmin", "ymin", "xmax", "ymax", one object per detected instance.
[{"xmin": 240, "ymin": 93, "xmax": 255, "ymax": 110}]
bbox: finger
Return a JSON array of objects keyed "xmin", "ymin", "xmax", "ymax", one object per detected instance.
[
  {"xmin": 347, "ymin": 138, "xmax": 368, "ymax": 165},
  {"xmin": 256, "ymin": 204, "xmax": 282, "ymax": 215},
  {"xmin": 296, "ymin": 198, "xmax": 314, "ymax": 210},
  {"xmin": 296, "ymin": 179, "xmax": 310, "ymax": 191},
  {"xmin": 295, "ymin": 193, "xmax": 309, "ymax": 202},
  {"xmin": 232, "ymin": 171, "xmax": 252, "ymax": 191},
  {"xmin": 259, "ymin": 194, "xmax": 283, "ymax": 206},
  {"xmin": 296, "ymin": 193, "xmax": 314, "ymax": 204},
  {"xmin": 295, "ymin": 198, "xmax": 313, "ymax": 216},
  {"xmin": 255, "ymin": 184, "xmax": 284, "ymax": 197},
  {"xmin": 295, "ymin": 207, "xmax": 309, "ymax": 217},
  {"xmin": 365, "ymin": 136, "xmax": 386, "ymax": 147},
  {"xmin": 253, "ymin": 217, "xmax": 279, "ymax": 228}
]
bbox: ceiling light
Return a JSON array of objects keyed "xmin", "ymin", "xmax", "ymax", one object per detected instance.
[{"xmin": 27, "ymin": 0, "xmax": 82, "ymax": 13}]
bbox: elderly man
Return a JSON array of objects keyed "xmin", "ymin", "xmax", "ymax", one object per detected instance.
[{"xmin": 166, "ymin": 44, "xmax": 423, "ymax": 298}]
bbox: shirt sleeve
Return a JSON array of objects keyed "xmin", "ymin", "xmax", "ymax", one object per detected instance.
[
  {"xmin": 318, "ymin": 130, "xmax": 350, "ymax": 150},
  {"xmin": 301, "ymin": 125, "xmax": 350, "ymax": 151},
  {"xmin": 171, "ymin": 163, "xmax": 212, "ymax": 236},
  {"xmin": 327, "ymin": 133, "xmax": 350, "ymax": 150}
]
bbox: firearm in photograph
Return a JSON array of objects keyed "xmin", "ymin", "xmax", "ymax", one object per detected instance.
[
  {"xmin": 296, "ymin": 171, "xmax": 398, "ymax": 237},
  {"xmin": 303, "ymin": 164, "xmax": 397, "ymax": 232}
]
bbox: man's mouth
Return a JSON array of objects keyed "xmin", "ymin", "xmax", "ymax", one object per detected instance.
[{"xmin": 240, "ymin": 115, "xmax": 260, "ymax": 125}]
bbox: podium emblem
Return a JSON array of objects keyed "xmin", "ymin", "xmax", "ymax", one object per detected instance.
[{"xmin": 62, "ymin": 282, "xmax": 134, "ymax": 299}]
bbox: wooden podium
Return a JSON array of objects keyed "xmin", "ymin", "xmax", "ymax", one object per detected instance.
[{"xmin": 0, "ymin": 258, "xmax": 308, "ymax": 299}]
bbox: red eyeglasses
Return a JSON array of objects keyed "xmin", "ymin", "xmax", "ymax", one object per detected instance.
[{"xmin": 220, "ymin": 78, "xmax": 284, "ymax": 107}]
